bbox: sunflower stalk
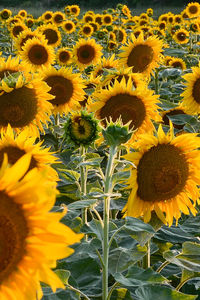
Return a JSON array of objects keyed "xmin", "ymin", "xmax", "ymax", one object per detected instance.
[
  {"xmin": 102, "ymin": 144, "xmax": 117, "ymax": 300},
  {"xmin": 80, "ymin": 145, "xmax": 88, "ymax": 225},
  {"xmin": 142, "ymin": 240, "xmax": 151, "ymax": 269}
]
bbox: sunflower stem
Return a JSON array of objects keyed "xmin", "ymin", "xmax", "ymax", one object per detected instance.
[
  {"xmin": 102, "ymin": 145, "xmax": 117, "ymax": 300},
  {"xmin": 142, "ymin": 240, "xmax": 151, "ymax": 269},
  {"xmin": 176, "ymin": 278, "xmax": 192, "ymax": 292},
  {"xmin": 80, "ymin": 146, "xmax": 88, "ymax": 225},
  {"xmin": 156, "ymin": 260, "xmax": 170, "ymax": 273},
  {"xmin": 154, "ymin": 69, "xmax": 159, "ymax": 95}
]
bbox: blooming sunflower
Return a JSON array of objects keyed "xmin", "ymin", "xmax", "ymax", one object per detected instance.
[
  {"xmin": 18, "ymin": 9, "xmax": 27, "ymax": 18},
  {"xmin": 94, "ymin": 14, "xmax": 103, "ymax": 25},
  {"xmin": 9, "ymin": 21, "xmax": 28, "ymax": 39},
  {"xmin": 19, "ymin": 37, "xmax": 55, "ymax": 71},
  {"xmin": 56, "ymin": 47, "xmax": 72, "ymax": 66},
  {"xmin": 14, "ymin": 29, "xmax": 43, "ymax": 52},
  {"xmin": 114, "ymin": 26, "xmax": 127, "ymax": 44},
  {"xmin": 0, "ymin": 153, "xmax": 83, "ymax": 299},
  {"xmin": 161, "ymin": 106, "xmax": 187, "ymax": 130},
  {"xmin": 73, "ymin": 38, "xmax": 103, "ymax": 70},
  {"xmin": 0, "ymin": 9, "xmax": 12, "ymax": 21},
  {"xmin": 0, "ymin": 55, "xmax": 29, "ymax": 80},
  {"xmin": 173, "ymin": 28, "xmax": 189, "ymax": 44},
  {"xmin": 123, "ymin": 123, "xmax": 200, "ymax": 226},
  {"xmin": 181, "ymin": 65, "xmax": 200, "ymax": 114},
  {"xmin": 0, "ymin": 74, "xmax": 53, "ymax": 136},
  {"xmin": 81, "ymin": 24, "xmax": 94, "ymax": 37},
  {"xmin": 62, "ymin": 20, "xmax": 76, "ymax": 34},
  {"xmin": 70, "ymin": 5, "xmax": 80, "ymax": 17},
  {"xmin": 119, "ymin": 32, "xmax": 163, "ymax": 76},
  {"xmin": 39, "ymin": 66, "xmax": 85, "ymax": 115},
  {"xmin": 169, "ymin": 57, "xmax": 186, "ymax": 70},
  {"xmin": 88, "ymin": 78, "xmax": 161, "ymax": 141},
  {"xmin": 102, "ymin": 14, "xmax": 113, "ymax": 25},
  {"xmin": 36, "ymin": 23, "xmax": 61, "ymax": 47},
  {"xmin": 91, "ymin": 54, "xmax": 119, "ymax": 78},
  {"xmin": 83, "ymin": 13, "xmax": 94, "ymax": 23},
  {"xmin": 52, "ymin": 11, "xmax": 65, "ymax": 26},
  {"xmin": 186, "ymin": 2, "xmax": 200, "ymax": 18},
  {"xmin": 41, "ymin": 10, "xmax": 53, "ymax": 22},
  {"xmin": 0, "ymin": 125, "xmax": 58, "ymax": 180}
]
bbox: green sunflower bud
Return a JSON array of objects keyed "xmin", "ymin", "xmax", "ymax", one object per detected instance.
[{"xmin": 117, "ymin": 3, "xmax": 123, "ymax": 10}]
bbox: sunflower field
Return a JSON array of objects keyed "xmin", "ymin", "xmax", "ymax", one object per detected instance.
[{"xmin": 1, "ymin": 2, "xmax": 200, "ymax": 300}]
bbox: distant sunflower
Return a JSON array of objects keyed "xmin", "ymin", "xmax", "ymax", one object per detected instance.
[
  {"xmin": 83, "ymin": 14, "xmax": 94, "ymax": 23},
  {"xmin": 9, "ymin": 22, "xmax": 28, "ymax": 39},
  {"xmin": 122, "ymin": 5, "xmax": 131, "ymax": 18},
  {"xmin": 95, "ymin": 14, "xmax": 103, "ymax": 25},
  {"xmin": 91, "ymin": 54, "xmax": 119, "ymax": 78},
  {"xmin": 26, "ymin": 17, "xmax": 34, "ymax": 28},
  {"xmin": 70, "ymin": 5, "xmax": 80, "ymax": 17},
  {"xmin": 14, "ymin": 29, "xmax": 42, "ymax": 51},
  {"xmin": 181, "ymin": 65, "xmax": 200, "ymax": 114},
  {"xmin": 186, "ymin": 2, "xmax": 200, "ymax": 18},
  {"xmin": 81, "ymin": 24, "xmax": 94, "ymax": 37},
  {"xmin": 102, "ymin": 14, "xmax": 113, "ymax": 25},
  {"xmin": 88, "ymin": 78, "xmax": 161, "ymax": 141},
  {"xmin": 62, "ymin": 20, "xmax": 76, "ymax": 34},
  {"xmin": 173, "ymin": 28, "xmax": 189, "ymax": 44},
  {"xmin": 19, "ymin": 37, "xmax": 55, "ymax": 71},
  {"xmin": 0, "ymin": 125, "xmax": 58, "ymax": 180},
  {"xmin": 18, "ymin": 9, "xmax": 27, "ymax": 18},
  {"xmin": 169, "ymin": 57, "xmax": 186, "ymax": 70},
  {"xmin": 73, "ymin": 38, "xmax": 103, "ymax": 70},
  {"xmin": 161, "ymin": 106, "xmax": 187, "ymax": 130},
  {"xmin": 114, "ymin": 27, "xmax": 127, "ymax": 43},
  {"xmin": 39, "ymin": 66, "xmax": 85, "ymax": 115},
  {"xmin": 0, "ymin": 75, "xmax": 53, "ymax": 136},
  {"xmin": 0, "ymin": 55, "xmax": 29, "ymax": 80},
  {"xmin": 36, "ymin": 23, "xmax": 61, "ymax": 47},
  {"xmin": 52, "ymin": 11, "xmax": 65, "ymax": 26},
  {"xmin": 56, "ymin": 48, "xmax": 72, "ymax": 66},
  {"xmin": 122, "ymin": 124, "xmax": 200, "ymax": 226},
  {"xmin": 119, "ymin": 32, "xmax": 163, "ymax": 76},
  {"xmin": 42, "ymin": 10, "xmax": 53, "ymax": 22},
  {"xmin": 0, "ymin": 9, "xmax": 12, "ymax": 20},
  {"xmin": 0, "ymin": 153, "xmax": 83, "ymax": 300}
]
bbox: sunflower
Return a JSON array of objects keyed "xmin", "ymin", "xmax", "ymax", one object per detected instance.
[
  {"xmin": 161, "ymin": 106, "xmax": 187, "ymax": 130},
  {"xmin": 147, "ymin": 8, "xmax": 153, "ymax": 17},
  {"xmin": 114, "ymin": 27, "xmax": 127, "ymax": 43},
  {"xmin": 186, "ymin": 2, "xmax": 200, "ymax": 18},
  {"xmin": 0, "ymin": 153, "xmax": 83, "ymax": 299},
  {"xmin": 169, "ymin": 57, "xmax": 186, "ymax": 70},
  {"xmin": 73, "ymin": 38, "xmax": 103, "ymax": 70},
  {"xmin": 122, "ymin": 124, "xmax": 200, "ymax": 226},
  {"xmin": 14, "ymin": 29, "xmax": 43, "ymax": 52},
  {"xmin": 64, "ymin": 110, "xmax": 99, "ymax": 146},
  {"xmin": 122, "ymin": 5, "xmax": 131, "ymax": 18},
  {"xmin": 19, "ymin": 37, "xmax": 55, "ymax": 71},
  {"xmin": 56, "ymin": 47, "xmax": 72, "ymax": 66},
  {"xmin": 119, "ymin": 32, "xmax": 163, "ymax": 76},
  {"xmin": 81, "ymin": 24, "xmax": 94, "ymax": 37},
  {"xmin": 36, "ymin": 23, "xmax": 61, "ymax": 47},
  {"xmin": 9, "ymin": 22, "xmax": 28, "ymax": 39},
  {"xmin": 0, "ymin": 9, "xmax": 12, "ymax": 20},
  {"xmin": 39, "ymin": 66, "xmax": 85, "ymax": 115},
  {"xmin": 181, "ymin": 65, "xmax": 200, "ymax": 114},
  {"xmin": 0, "ymin": 74, "xmax": 53, "ymax": 136},
  {"xmin": 52, "ymin": 11, "xmax": 65, "ymax": 26},
  {"xmin": 173, "ymin": 28, "xmax": 189, "ymax": 44},
  {"xmin": 91, "ymin": 54, "xmax": 119, "ymax": 78},
  {"xmin": 42, "ymin": 10, "xmax": 53, "ymax": 22},
  {"xmin": 18, "ymin": 9, "xmax": 27, "ymax": 18},
  {"xmin": 102, "ymin": 14, "xmax": 113, "ymax": 25},
  {"xmin": 0, "ymin": 55, "xmax": 29, "ymax": 80},
  {"xmin": 0, "ymin": 125, "xmax": 58, "ymax": 180},
  {"xmin": 88, "ymin": 78, "xmax": 161, "ymax": 141},
  {"xmin": 26, "ymin": 17, "xmax": 34, "ymax": 28},
  {"xmin": 62, "ymin": 20, "xmax": 76, "ymax": 34},
  {"xmin": 174, "ymin": 14, "xmax": 183, "ymax": 23},
  {"xmin": 163, "ymin": 55, "xmax": 173, "ymax": 66},
  {"xmin": 95, "ymin": 14, "xmax": 103, "ymax": 25},
  {"xmin": 70, "ymin": 5, "xmax": 80, "ymax": 17},
  {"xmin": 83, "ymin": 14, "xmax": 94, "ymax": 23}
]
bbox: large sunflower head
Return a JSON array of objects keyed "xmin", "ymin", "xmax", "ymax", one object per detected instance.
[
  {"xmin": 0, "ymin": 9, "xmax": 12, "ymax": 21},
  {"xmin": 14, "ymin": 29, "xmax": 43, "ymax": 52},
  {"xmin": 0, "ymin": 153, "xmax": 83, "ymax": 299},
  {"xmin": 0, "ymin": 125, "xmax": 58, "ymax": 180},
  {"xmin": 0, "ymin": 73, "xmax": 54, "ymax": 136},
  {"xmin": 88, "ymin": 78, "xmax": 161, "ymax": 141},
  {"xmin": 123, "ymin": 124, "xmax": 200, "ymax": 226},
  {"xmin": 36, "ymin": 23, "xmax": 62, "ymax": 47},
  {"xmin": 52, "ymin": 11, "xmax": 65, "ymax": 26},
  {"xmin": 39, "ymin": 66, "xmax": 85, "ymax": 115},
  {"xmin": 19, "ymin": 36, "xmax": 55, "ymax": 71},
  {"xmin": 73, "ymin": 38, "xmax": 103, "ymax": 70},
  {"xmin": 173, "ymin": 28, "xmax": 189, "ymax": 44},
  {"xmin": 181, "ymin": 65, "xmax": 200, "ymax": 114},
  {"xmin": 0, "ymin": 55, "xmax": 30, "ymax": 80},
  {"xmin": 119, "ymin": 32, "xmax": 163, "ymax": 76}
]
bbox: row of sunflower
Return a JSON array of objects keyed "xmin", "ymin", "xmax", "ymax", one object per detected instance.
[{"xmin": 0, "ymin": 1, "xmax": 200, "ymax": 300}]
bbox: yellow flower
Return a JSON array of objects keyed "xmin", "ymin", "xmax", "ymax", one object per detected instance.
[
  {"xmin": 91, "ymin": 54, "xmax": 119, "ymax": 78},
  {"xmin": 0, "ymin": 153, "xmax": 83, "ymax": 299},
  {"xmin": 56, "ymin": 47, "xmax": 72, "ymax": 66},
  {"xmin": 36, "ymin": 23, "xmax": 62, "ymax": 47},
  {"xmin": 62, "ymin": 20, "xmax": 76, "ymax": 34},
  {"xmin": 173, "ymin": 28, "xmax": 189, "ymax": 44},
  {"xmin": 123, "ymin": 124, "xmax": 200, "ymax": 226},
  {"xmin": 119, "ymin": 32, "xmax": 163, "ymax": 76},
  {"xmin": 186, "ymin": 2, "xmax": 200, "ymax": 18},
  {"xmin": 169, "ymin": 57, "xmax": 186, "ymax": 70},
  {"xmin": 39, "ymin": 65, "xmax": 85, "ymax": 115}
]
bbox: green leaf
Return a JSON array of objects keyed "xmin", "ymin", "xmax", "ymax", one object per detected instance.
[
  {"xmin": 135, "ymin": 285, "xmax": 197, "ymax": 300},
  {"xmin": 59, "ymin": 169, "xmax": 80, "ymax": 182},
  {"xmin": 81, "ymin": 219, "xmax": 103, "ymax": 240},
  {"xmin": 67, "ymin": 199, "xmax": 97, "ymax": 210},
  {"xmin": 54, "ymin": 270, "xmax": 70, "ymax": 285},
  {"xmin": 110, "ymin": 288, "xmax": 133, "ymax": 300}
]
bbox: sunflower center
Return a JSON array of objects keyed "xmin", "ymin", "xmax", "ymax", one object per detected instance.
[
  {"xmin": 127, "ymin": 44, "xmax": 154, "ymax": 73},
  {"xmin": 192, "ymin": 78, "xmax": 200, "ymax": 104},
  {"xmin": 54, "ymin": 14, "xmax": 63, "ymax": 24},
  {"xmin": 171, "ymin": 61, "xmax": 183, "ymax": 69},
  {"xmin": 45, "ymin": 75, "xmax": 73, "ymax": 106},
  {"xmin": 83, "ymin": 26, "xmax": 92, "ymax": 35},
  {"xmin": 12, "ymin": 25, "xmax": 24, "ymax": 37},
  {"xmin": 189, "ymin": 5, "xmax": 198, "ymax": 14},
  {"xmin": 0, "ymin": 86, "xmax": 38, "ymax": 127},
  {"xmin": 65, "ymin": 23, "xmax": 73, "ymax": 31},
  {"xmin": 0, "ymin": 192, "xmax": 28, "ymax": 283},
  {"xmin": 177, "ymin": 32, "xmax": 187, "ymax": 41},
  {"xmin": 0, "ymin": 146, "xmax": 37, "ymax": 170},
  {"xmin": 77, "ymin": 45, "xmax": 95, "ymax": 64},
  {"xmin": 28, "ymin": 44, "xmax": 48, "ymax": 65},
  {"xmin": 59, "ymin": 51, "xmax": 70, "ymax": 62},
  {"xmin": 137, "ymin": 144, "xmax": 189, "ymax": 202},
  {"xmin": 44, "ymin": 13, "xmax": 52, "ymax": 20},
  {"xmin": 43, "ymin": 29, "xmax": 59, "ymax": 45},
  {"xmin": 100, "ymin": 93, "xmax": 146, "ymax": 128}
]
